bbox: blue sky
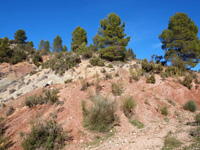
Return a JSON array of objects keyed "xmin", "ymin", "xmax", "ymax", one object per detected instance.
[{"xmin": 1, "ymin": 0, "xmax": 200, "ymax": 70}]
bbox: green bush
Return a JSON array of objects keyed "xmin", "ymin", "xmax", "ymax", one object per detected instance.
[
  {"xmin": 42, "ymin": 52, "xmax": 81, "ymax": 75},
  {"xmin": 162, "ymin": 131, "xmax": 182, "ymax": 150},
  {"xmin": 82, "ymin": 95, "xmax": 117, "ymax": 132},
  {"xmin": 89, "ymin": 56, "xmax": 104, "ymax": 66},
  {"xmin": 129, "ymin": 68, "xmax": 142, "ymax": 81},
  {"xmin": 122, "ymin": 96, "xmax": 137, "ymax": 118},
  {"xmin": 146, "ymin": 74, "xmax": 156, "ymax": 84},
  {"xmin": 142, "ymin": 58, "xmax": 155, "ymax": 72},
  {"xmin": 154, "ymin": 64, "xmax": 163, "ymax": 74},
  {"xmin": 181, "ymin": 75, "xmax": 193, "ymax": 90},
  {"xmin": 64, "ymin": 79, "xmax": 72, "ymax": 84},
  {"xmin": 107, "ymin": 64, "xmax": 113, "ymax": 68},
  {"xmin": 0, "ymin": 117, "xmax": 9, "ymax": 149},
  {"xmin": 21, "ymin": 117, "xmax": 71, "ymax": 150},
  {"xmin": 161, "ymin": 106, "xmax": 168, "ymax": 116},
  {"xmin": 111, "ymin": 82, "xmax": 123, "ymax": 96},
  {"xmin": 32, "ymin": 51, "xmax": 43, "ymax": 67},
  {"xmin": 25, "ymin": 89, "xmax": 58, "ymax": 108},
  {"xmin": 195, "ymin": 113, "xmax": 200, "ymax": 123},
  {"xmin": 183, "ymin": 100, "xmax": 197, "ymax": 112},
  {"xmin": 165, "ymin": 66, "xmax": 184, "ymax": 77}
]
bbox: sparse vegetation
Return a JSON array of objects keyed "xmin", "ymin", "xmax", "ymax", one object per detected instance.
[
  {"xmin": 162, "ymin": 131, "xmax": 182, "ymax": 150},
  {"xmin": 183, "ymin": 100, "xmax": 197, "ymax": 112},
  {"xmin": 0, "ymin": 117, "xmax": 9, "ymax": 150},
  {"xmin": 195, "ymin": 113, "xmax": 200, "ymax": 123},
  {"xmin": 111, "ymin": 81, "xmax": 123, "ymax": 96},
  {"xmin": 129, "ymin": 118, "xmax": 144, "ymax": 129},
  {"xmin": 107, "ymin": 64, "xmax": 113, "ymax": 68},
  {"xmin": 21, "ymin": 116, "xmax": 71, "ymax": 150},
  {"xmin": 142, "ymin": 58, "xmax": 155, "ymax": 73},
  {"xmin": 122, "ymin": 96, "xmax": 137, "ymax": 118},
  {"xmin": 146, "ymin": 74, "xmax": 156, "ymax": 84},
  {"xmin": 129, "ymin": 68, "xmax": 142, "ymax": 81},
  {"xmin": 80, "ymin": 78, "xmax": 89, "ymax": 91},
  {"xmin": 181, "ymin": 75, "xmax": 193, "ymax": 90},
  {"xmin": 166, "ymin": 99, "xmax": 176, "ymax": 106},
  {"xmin": 81, "ymin": 95, "xmax": 117, "ymax": 132},
  {"xmin": 161, "ymin": 106, "xmax": 168, "ymax": 116},
  {"xmin": 89, "ymin": 56, "xmax": 104, "ymax": 66},
  {"xmin": 64, "ymin": 79, "xmax": 72, "ymax": 84},
  {"xmin": 25, "ymin": 89, "xmax": 58, "ymax": 108}
]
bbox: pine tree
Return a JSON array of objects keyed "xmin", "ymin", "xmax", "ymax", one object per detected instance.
[
  {"xmin": 53, "ymin": 35, "xmax": 63, "ymax": 52},
  {"xmin": 14, "ymin": 29, "xmax": 27, "ymax": 44},
  {"xmin": 94, "ymin": 12, "xmax": 130, "ymax": 61},
  {"xmin": 26, "ymin": 41, "xmax": 34, "ymax": 48},
  {"xmin": 62, "ymin": 45, "xmax": 68, "ymax": 52},
  {"xmin": 38, "ymin": 39, "xmax": 45, "ymax": 50},
  {"xmin": 71, "ymin": 26, "xmax": 87, "ymax": 52},
  {"xmin": 44, "ymin": 41, "xmax": 50, "ymax": 53},
  {"xmin": 159, "ymin": 12, "xmax": 200, "ymax": 68}
]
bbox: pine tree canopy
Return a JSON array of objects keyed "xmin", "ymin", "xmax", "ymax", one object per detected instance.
[
  {"xmin": 14, "ymin": 29, "xmax": 27, "ymax": 44},
  {"xmin": 71, "ymin": 26, "xmax": 87, "ymax": 52},
  {"xmin": 94, "ymin": 12, "xmax": 130, "ymax": 61},
  {"xmin": 53, "ymin": 35, "xmax": 63, "ymax": 52},
  {"xmin": 159, "ymin": 12, "xmax": 200, "ymax": 68}
]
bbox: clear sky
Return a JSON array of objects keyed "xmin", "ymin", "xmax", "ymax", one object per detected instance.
[{"xmin": 1, "ymin": 0, "xmax": 200, "ymax": 70}]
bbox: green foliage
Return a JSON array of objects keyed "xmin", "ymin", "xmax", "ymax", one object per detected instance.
[
  {"xmin": 80, "ymin": 78, "xmax": 89, "ymax": 91},
  {"xmin": 42, "ymin": 52, "xmax": 81, "ymax": 75},
  {"xmin": 129, "ymin": 68, "xmax": 142, "ymax": 81},
  {"xmin": 21, "ymin": 117, "xmax": 70, "ymax": 150},
  {"xmin": 53, "ymin": 35, "xmax": 63, "ymax": 52},
  {"xmin": 142, "ymin": 58, "xmax": 155, "ymax": 73},
  {"xmin": 77, "ymin": 42, "xmax": 93, "ymax": 59},
  {"xmin": 25, "ymin": 89, "xmax": 58, "ymax": 108},
  {"xmin": 159, "ymin": 13, "xmax": 200, "ymax": 68},
  {"xmin": 38, "ymin": 39, "xmax": 50, "ymax": 55},
  {"xmin": 62, "ymin": 45, "xmax": 68, "ymax": 52},
  {"xmin": 94, "ymin": 12, "xmax": 130, "ymax": 61},
  {"xmin": 154, "ymin": 64, "xmax": 163, "ymax": 74},
  {"xmin": 127, "ymin": 48, "xmax": 136, "ymax": 60},
  {"xmin": 166, "ymin": 99, "xmax": 176, "ymax": 106},
  {"xmin": 107, "ymin": 63, "xmax": 113, "ymax": 68},
  {"xmin": 129, "ymin": 119, "xmax": 144, "ymax": 129},
  {"xmin": 82, "ymin": 95, "xmax": 117, "ymax": 132},
  {"xmin": 111, "ymin": 81, "xmax": 123, "ymax": 96},
  {"xmin": 171, "ymin": 57, "xmax": 187, "ymax": 72},
  {"xmin": 146, "ymin": 74, "xmax": 156, "ymax": 84},
  {"xmin": 32, "ymin": 51, "xmax": 43, "ymax": 67},
  {"xmin": 181, "ymin": 75, "xmax": 193, "ymax": 90},
  {"xmin": 26, "ymin": 41, "xmax": 34, "ymax": 48},
  {"xmin": 162, "ymin": 131, "xmax": 182, "ymax": 150},
  {"xmin": 14, "ymin": 29, "xmax": 27, "ymax": 44},
  {"xmin": 165, "ymin": 66, "xmax": 184, "ymax": 77},
  {"xmin": 183, "ymin": 100, "xmax": 197, "ymax": 112},
  {"xmin": 71, "ymin": 26, "xmax": 88, "ymax": 52},
  {"xmin": 89, "ymin": 56, "xmax": 104, "ymax": 66},
  {"xmin": 0, "ymin": 117, "xmax": 9, "ymax": 150},
  {"xmin": 122, "ymin": 96, "xmax": 137, "ymax": 118},
  {"xmin": 195, "ymin": 113, "xmax": 200, "ymax": 123},
  {"xmin": 161, "ymin": 106, "xmax": 168, "ymax": 116},
  {"xmin": 64, "ymin": 79, "xmax": 72, "ymax": 84},
  {"xmin": 9, "ymin": 48, "xmax": 27, "ymax": 64}
]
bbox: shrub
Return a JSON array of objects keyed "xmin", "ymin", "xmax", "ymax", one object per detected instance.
[
  {"xmin": 32, "ymin": 51, "xmax": 43, "ymax": 67},
  {"xmin": 80, "ymin": 78, "xmax": 89, "ymax": 91},
  {"xmin": 89, "ymin": 56, "xmax": 104, "ymax": 66},
  {"xmin": 6, "ymin": 106, "xmax": 15, "ymax": 116},
  {"xmin": 195, "ymin": 113, "xmax": 200, "ymax": 123},
  {"xmin": 94, "ymin": 73, "xmax": 101, "ymax": 94},
  {"xmin": 105, "ymin": 74, "xmax": 112, "ymax": 80},
  {"xmin": 161, "ymin": 106, "xmax": 168, "ymax": 116},
  {"xmin": 165, "ymin": 66, "xmax": 184, "ymax": 77},
  {"xmin": 42, "ymin": 52, "xmax": 81, "ymax": 75},
  {"xmin": 183, "ymin": 100, "xmax": 197, "ymax": 112},
  {"xmin": 142, "ymin": 58, "xmax": 155, "ymax": 72},
  {"xmin": 146, "ymin": 74, "xmax": 156, "ymax": 84},
  {"xmin": 21, "ymin": 117, "xmax": 71, "ymax": 150},
  {"xmin": 107, "ymin": 64, "xmax": 113, "ymax": 68},
  {"xmin": 25, "ymin": 89, "xmax": 58, "ymax": 108},
  {"xmin": 166, "ymin": 99, "xmax": 176, "ymax": 106},
  {"xmin": 111, "ymin": 82, "xmax": 123, "ymax": 96},
  {"xmin": 162, "ymin": 131, "xmax": 182, "ymax": 150},
  {"xmin": 190, "ymin": 126, "xmax": 200, "ymax": 138},
  {"xmin": 129, "ymin": 119, "xmax": 144, "ymax": 129},
  {"xmin": 129, "ymin": 68, "xmax": 142, "ymax": 81},
  {"xmin": 122, "ymin": 96, "xmax": 137, "ymax": 118},
  {"xmin": 82, "ymin": 95, "xmax": 117, "ymax": 132},
  {"xmin": 101, "ymin": 68, "xmax": 106, "ymax": 73},
  {"xmin": 64, "ymin": 79, "xmax": 72, "ymax": 84},
  {"xmin": 181, "ymin": 75, "xmax": 193, "ymax": 90},
  {"xmin": 154, "ymin": 64, "xmax": 163, "ymax": 74},
  {"xmin": 0, "ymin": 117, "xmax": 9, "ymax": 149},
  {"xmin": 44, "ymin": 89, "xmax": 58, "ymax": 104}
]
